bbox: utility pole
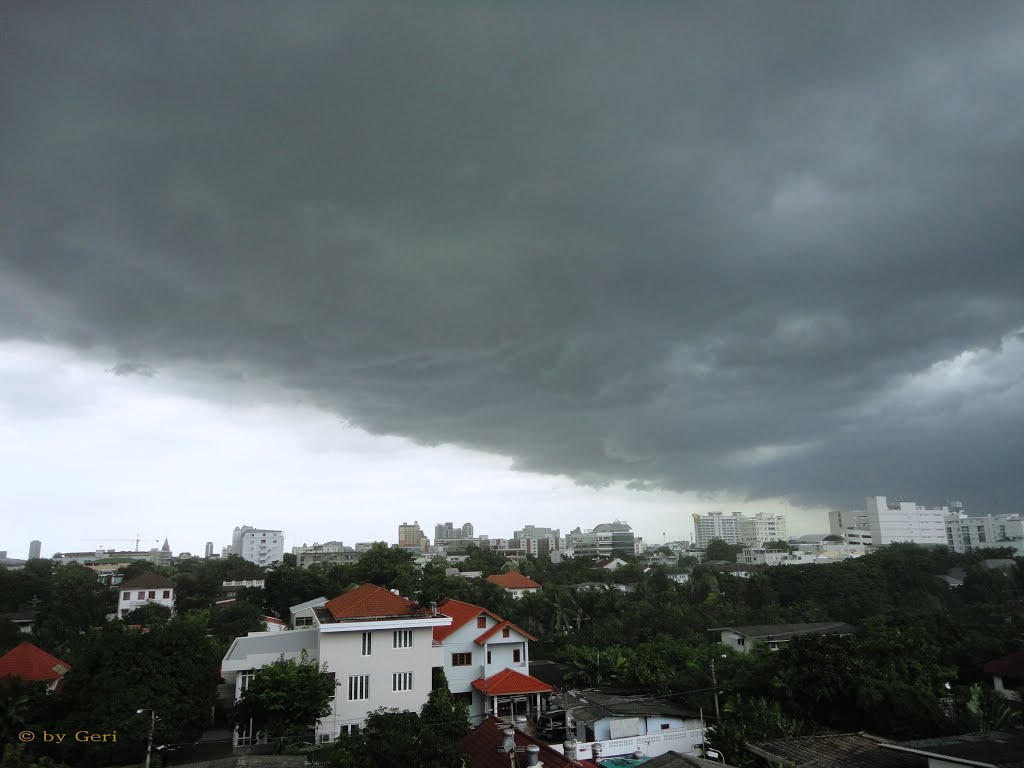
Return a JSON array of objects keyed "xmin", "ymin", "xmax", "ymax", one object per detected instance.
[
  {"xmin": 137, "ymin": 709, "xmax": 154, "ymax": 768},
  {"xmin": 710, "ymin": 657, "xmax": 721, "ymax": 722}
]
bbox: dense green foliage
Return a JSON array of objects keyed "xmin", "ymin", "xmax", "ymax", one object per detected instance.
[{"xmin": 232, "ymin": 651, "xmax": 336, "ymax": 747}]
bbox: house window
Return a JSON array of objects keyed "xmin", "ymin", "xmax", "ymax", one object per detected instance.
[
  {"xmin": 513, "ymin": 649, "xmax": 521, "ymax": 663},
  {"xmin": 393, "ymin": 672, "xmax": 413, "ymax": 692},
  {"xmin": 339, "ymin": 724, "xmax": 360, "ymax": 736},
  {"xmin": 137, "ymin": 591, "xmax": 145, "ymax": 599},
  {"xmin": 240, "ymin": 672, "xmax": 255, "ymax": 693},
  {"xmin": 736, "ymin": 638, "xmax": 745, "ymax": 646},
  {"xmin": 122, "ymin": 592, "xmax": 130, "ymax": 600},
  {"xmin": 487, "ymin": 651, "xmax": 492, "ymax": 664},
  {"xmin": 148, "ymin": 591, "xmax": 156, "ymax": 599},
  {"xmin": 295, "ymin": 616, "xmax": 313, "ymax": 627},
  {"xmin": 477, "ymin": 616, "xmax": 487, "ymax": 628},
  {"xmin": 452, "ymin": 653, "xmax": 472, "ymax": 666},
  {"xmin": 394, "ymin": 630, "xmax": 413, "ymax": 649},
  {"xmin": 121, "ymin": 609, "xmax": 129, "ymax": 618},
  {"xmin": 661, "ymin": 723, "xmax": 670, "ymax": 730},
  {"xmin": 362, "ymin": 632, "xmax": 372, "ymax": 656},
  {"xmin": 320, "ymin": 734, "xmax": 331, "ymax": 744},
  {"xmin": 348, "ymin": 675, "xmax": 369, "ymax": 701},
  {"xmin": 163, "ymin": 590, "xmax": 171, "ymax": 599},
  {"xmin": 453, "ymin": 692, "xmax": 473, "ymax": 705},
  {"xmin": 502, "ymin": 627, "xmax": 511, "ymax": 638}
]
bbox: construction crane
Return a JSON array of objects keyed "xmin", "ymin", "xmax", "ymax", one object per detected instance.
[{"xmin": 81, "ymin": 536, "xmax": 158, "ymax": 552}]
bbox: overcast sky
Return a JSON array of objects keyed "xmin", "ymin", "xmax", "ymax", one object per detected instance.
[{"xmin": 2, "ymin": 3, "xmax": 1023, "ymax": 560}]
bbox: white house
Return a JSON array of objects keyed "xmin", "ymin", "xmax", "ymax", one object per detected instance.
[
  {"xmin": 222, "ymin": 584, "xmax": 451, "ymax": 747},
  {"xmin": 557, "ymin": 690, "xmax": 706, "ymax": 761},
  {"xmin": 433, "ymin": 598, "xmax": 552, "ymax": 721},
  {"xmin": 485, "ymin": 572, "xmax": 543, "ymax": 599},
  {"xmin": 117, "ymin": 573, "xmax": 176, "ymax": 618},
  {"xmin": 314, "ymin": 585, "xmax": 450, "ymax": 739}
]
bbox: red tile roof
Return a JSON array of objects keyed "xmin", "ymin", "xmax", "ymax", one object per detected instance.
[
  {"xmin": 119, "ymin": 573, "xmax": 177, "ymax": 590},
  {"xmin": 0, "ymin": 642, "xmax": 72, "ymax": 682},
  {"xmin": 983, "ymin": 648, "xmax": 1024, "ymax": 681},
  {"xmin": 460, "ymin": 716, "xmax": 574, "ymax": 768},
  {"xmin": 472, "ymin": 668, "xmax": 553, "ymax": 696},
  {"xmin": 433, "ymin": 599, "xmax": 499, "ymax": 642},
  {"xmin": 323, "ymin": 583, "xmax": 430, "ymax": 621},
  {"xmin": 485, "ymin": 572, "xmax": 542, "ymax": 590},
  {"xmin": 264, "ymin": 616, "xmax": 287, "ymax": 626},
  {"xmin": 474, "ymin": 619, "xmax": 537, "ymax": 645}
]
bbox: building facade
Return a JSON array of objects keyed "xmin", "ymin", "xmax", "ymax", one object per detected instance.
[
  {"xmin": 28, "ymin": 541, "xmax": 41, "ymax": 560},
  {"xmin": 692, "ymin": 512, "xmax": 743, "ymax": 549},
  {"xmin": 566, "ymin": 522, "xmax": 638, "ymax": 557},
  {"xmin": 292, "ymin": 541, "xmax": 362, "ymax": 569},
  {"xmin": 397, "ymin": 521, "xmax": 430, "ymax": 551},
  {"xmin": 865, "ymin": 496, "xmax": 947, "ymax": 546},
  {"xmin": 738, "ymin": 513, "xmax": 788, "ymax": 548},
  {"xmin": 117, "ymin": 573, "xmax": 176, "ymax": 617},
  {"xmin": 232, "ymin": 526, "xmax": 285, "ymax": 567},
  {"xmin": 945, "ymin": 506, "xmax": 1024, "ymax": 554}
]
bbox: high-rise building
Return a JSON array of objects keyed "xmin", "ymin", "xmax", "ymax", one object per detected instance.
[
  {"xmin": 566, "ymin": 522, "xmax": 637, "ymax": 557},
  {"xmin": 513, "ymin": 525, "xmax": 561, "ymax": 558},
  {"xmin": 28, "ymin": 540, "xmax": 41, "ymax": 560},
  {"xmin": 398, "ymin": 521, "xmax": 429, "ymax": 551},
  {"xmin": 204, "ymin": 541, "xmax": 214, "ymax": 559},
  {"xmin": 232, "ymin": 526, "xmax": 285, "ymax": 566},
  {"xmin": 865, "ymin": 496, "xmax": 947, "ymax": 546},
  {"xmin": 434, "ymin": 522, "xmax": 475, "ymax": 543},
  {"xmin": 738, "ymin": 513, "xmax": 788, "ymax": 548},
  {"xmin": 692, "ymin": 512, "xmax": 743, "ymax": 549}
]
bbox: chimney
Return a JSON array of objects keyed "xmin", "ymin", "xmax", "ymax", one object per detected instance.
[
  {"xmin": 429, "ymin": 601, "xmax": 438, "ymax": 615},
  {"xmin": 515, "ymin": 715, "xmax": 528, "ymax": 732},
  {"xmin": 502, "ymin": 729, "xmax": 516, "ymax": 753},
  {"xmin": 525, "ymin": 744, "xmax": 540, "ymax": 766}
]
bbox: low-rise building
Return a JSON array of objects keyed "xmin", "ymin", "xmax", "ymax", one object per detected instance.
[
  {"xmin": 486, "ymin": 572, "xmax": 543, "ymax": 599},
  {"xmin": 710, "ymin": 622, "xmax": 855, "ymax": 653},
  {"xmin": 292, "ymin": 542, "xmax": 362, "ymax": 569},
  {"xmin": 117, "ymin": 573, "xmax": 177, "ymax": 618},
  {"xmin": 434, "ymin": 598, "xmax": 551, "ymax": 720},
  {"xmin": 0, "ymin": 641, "xmax": 72, "ymax": 692},
  {"xmin": 289, "ymin": 596, "xmax": 328, "ymax": 628}
]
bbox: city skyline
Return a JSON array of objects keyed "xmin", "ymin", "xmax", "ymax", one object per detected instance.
[{"xmin": 3, "ymin": 5, "xmax": 1023, "ymax": 561}]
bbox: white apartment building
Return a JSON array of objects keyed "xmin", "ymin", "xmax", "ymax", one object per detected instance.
[
  {"xmin": 222, "ymin": 584, "xmax": 451, "ymax": 746},
  {"xmin": 738, "ymin": 513, "xmax": 788, "ymax": 548},
  {"xmin": 692, "ymin": 512, "xmax": 743, "ymax": 549},
  {"xmin": 434, "ymin": 598, "xmax": 551, "ymax": 721},
  {"xmin": 945, "ymin": 506, "xmax": 1024, "ymax": 555},
  {"xmin": 865, "ymin": 496, "xmax": 947, "ymax": 546},
  {"xmin": 117, "ymin": 573, "xmax": 176, "ymax": 618},
  {"xmin": 232, "ymin": 526, "xmax": 285, "ymax": 567},
  {"xmin": 566, "ymin": 522, "xmax": 639, "ymax": 557}
]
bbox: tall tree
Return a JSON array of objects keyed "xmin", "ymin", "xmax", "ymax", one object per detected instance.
[{"xmin": 232, "ymin": 651, "xmax": 336, "ymax": 747}]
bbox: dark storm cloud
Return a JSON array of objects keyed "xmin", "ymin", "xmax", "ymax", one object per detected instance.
[{"xmin": 2, "ymin": 2, "xmax": 1024, "ymax": 511}]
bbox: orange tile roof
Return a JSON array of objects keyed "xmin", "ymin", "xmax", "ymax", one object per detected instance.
[
  {"xmin": 472, "ymin": 668, "xmax": 553, "ymax": 696},
  {"xmin": 323, "ymin": 583, "xmax": 430, "ymax": 621},
  {"xmin": 474, "ymin": 619, "xmax": 538, "ymax": 645},
  {"xmin": 434, "ymin": 599, "xmax": 498, "ymax": 642},
  {"xmin": 485, "ymin": 572, "xmax": 542, "ymax": 590},
  {"xmin": 0, "ymin": 642, "xmax": 71, "ymax": 682}
]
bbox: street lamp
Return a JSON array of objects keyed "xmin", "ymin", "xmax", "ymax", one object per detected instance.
[{"xmin": 136, "ymin": 709, "xmax": 155, "ymax": 768}]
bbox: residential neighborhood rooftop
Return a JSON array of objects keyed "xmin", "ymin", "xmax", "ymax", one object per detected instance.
[
  {"xmin": 459, "ymin": 716, "xmax": 583, "ymax": 768},
  {"xmin": 983, "ymin": 648, "xmax": 1024, "ymax": 681},
  {"xmin": 322, "ymin": 583, "xmax": 432, "ymax": 621},
  {"xmin": 119, "ymin": 572, "xmax": 177, "ymax": 589},
  {"xmin": 746, "ymin": 732, "xmax": 924, "ymax": 768},
  {"xmin": 471, "ymin": 668, "xmax": 554, "ymax": 696},
  {"xmin": 485, "ymin": 572, "xmax": 542, "ymax": 590},
  {"xmin": 709, "ymin": 622, "xmax": 855, "ymax": 639},
  {"xmin": 0, "ymin": 641, "xmax": 72, "ymax": 683}
]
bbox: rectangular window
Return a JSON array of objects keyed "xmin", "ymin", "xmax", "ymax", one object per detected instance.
[
  {"xmin": 240, "ymin": 672, "xmax": 255, "ymax": 693},
  {"xmin": 137, "ymin": 591, "xmax": 145, "ymax": 599},
  {"xmin": 502, "ymin": 627, "xmax": 511, "ymax": 638},
  {"xmin": 121, "ymin": 609, "xmax": 129, "ymax": 618},
  {"xmin": 452, "ymin": 653, "xmax": 472, "ymax": 666},
  {"xmin": 148, "ymin": 591, "xmax": 156, "ymax": 599},
  {"xmin": 362, "ymin": 632, "xmax": 372, "ymax": 656},
  {"xmin": 393, "ymin": 629, "xmax": 413, "ymax": 648},
  {"xmin": 348, "ymin": 675, "xmax": 369, "ymax": 701},
  {"xmin": 294, "ymin": 616, "xmax": 313, "ymax": 627},
  {"xmin": 487, "ymin": 651, "xmax": 492, "ymax": 664},
  {"xmin": 513, "ymin": 649, "xmax": 521, "ymax": 663},
  {"xmin": 661, "ymin": 723, "xmax": 670, "ymax": 730},
  {"xmin": 122, "ymin": 592, "xmax": 130, "ymax": 600},
  {"xmin": 476, "ymin": 616, "xmax": 487, "ymax": 628},
  {"xmin": 392, "ymin": 672, "xmax": 413, "ymax": 692},
  {"xmin": 162, "ymin": 590, "xmax": 170, "ymax": 599}
]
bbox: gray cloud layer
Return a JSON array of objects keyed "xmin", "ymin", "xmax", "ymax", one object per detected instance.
[{"xmin": 3, "ymin": 2, "xmax": 1023, "ymax": 511}]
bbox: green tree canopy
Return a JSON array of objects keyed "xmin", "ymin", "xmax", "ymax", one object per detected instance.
[{"xmin": 232, "ymin": 651, "xmax": 336, "ymax": 747}]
